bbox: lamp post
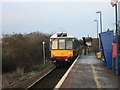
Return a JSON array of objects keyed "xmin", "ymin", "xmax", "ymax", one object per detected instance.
[
  {"xmin": 94, "ymin": 19, "xmax": 100, "ymax": 53},
  {"xmin": 94, "ymin": 20, "xmax": 99, "ymax": 38},
  {"xmin": 111, "ymin": 0, "xmax": 119, "ymax": 75},
  {"xmin": 96, "ymin": 11, "xmax": 103, "ymax": 33},
  {"xmin": 42, "ymin": 41, "xmax": 46, "ymax": 64},
  {"xmin": 96, "ymin": 11, "xmax": 103, "ymax": 56}
]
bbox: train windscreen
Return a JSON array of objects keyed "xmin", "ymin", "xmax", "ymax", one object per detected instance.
[
  {"xmin": 51, "ymin": 39, "xmax": 58, "ymax": 49},
  {"xmin": 66, "ymin": 39, "xmax": 73, "ymax": 49},
  {"xmin": 59, "ymin": 39, "xmax": 65, "ymax": 49},
  {"xmin": 51, "ymin": 38, "xmax": 73, "ymax": 50}
]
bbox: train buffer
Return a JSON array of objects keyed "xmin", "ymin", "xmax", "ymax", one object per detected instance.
[{"xmin": 55, "ymin": 55, "xmax": 119, "ymax": 89}]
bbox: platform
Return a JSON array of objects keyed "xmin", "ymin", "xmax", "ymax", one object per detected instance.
[{"xmin": 55, "ymin": 55, "xmax": 119, "ymax": 89}]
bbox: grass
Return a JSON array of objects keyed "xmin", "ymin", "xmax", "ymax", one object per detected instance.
[
  {"xmin": 31, "ymin": 61, "xmax": 51, "ymax": 72},
  {"xmin": 8, "ymin": 61, "xmax": 52, "ymax": 86},
  {"xmin": 9, "ymin": 72, "xmax": 23, "ymax": 85}
]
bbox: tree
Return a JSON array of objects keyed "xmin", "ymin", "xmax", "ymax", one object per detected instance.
[{"xmin": 2, "ymin": 32, "xmax": 50, "ymax": 73}]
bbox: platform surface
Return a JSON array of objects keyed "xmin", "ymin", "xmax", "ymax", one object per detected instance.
[{"xmin": 58, "ymin": 55, "xmax": 119, "ymax": 89}]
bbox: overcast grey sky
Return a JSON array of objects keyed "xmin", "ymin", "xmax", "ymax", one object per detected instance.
[{"xmin": 1, "ymin": 0, "xmax": 118, "ymax": 39}]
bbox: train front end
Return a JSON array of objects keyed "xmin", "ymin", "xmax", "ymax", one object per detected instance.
[{"xmin": 50, "ymin": 32, "xmax": 75, "ymax": 65}]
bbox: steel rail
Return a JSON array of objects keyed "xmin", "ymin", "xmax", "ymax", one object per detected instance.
[{"xmin": 25, "ymin": 67, "xmax": 56, "ymax": 90}]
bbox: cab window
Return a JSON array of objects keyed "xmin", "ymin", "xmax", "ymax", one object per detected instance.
[
  {"xmin": 59, "ymin": 39, "xmax": 65, "ymax": 49},
  {"xmin": 51, "ymin": 39, "xmax": 58, "ymax": 49},
  {"xmin": 66, "ymin": 39, "xmax": 73, "ymax": 49}
]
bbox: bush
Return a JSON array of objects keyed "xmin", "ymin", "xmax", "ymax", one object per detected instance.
[{"xmin": 2, "ymin": 32, "xmax": 50, "ymax": 73}]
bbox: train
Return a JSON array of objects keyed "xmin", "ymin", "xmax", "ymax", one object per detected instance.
[{"xmin": 50, "ymin": 32, "xmax": 81, "ymax": 67}]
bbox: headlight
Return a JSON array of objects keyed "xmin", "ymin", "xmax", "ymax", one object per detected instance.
[
  {"xmin": 68, "ymin": 52, "xmax": 72, "ymax": 56},
  {"xmin": 52, "ymin": 52, "xmax": 56, "ymax": 56}
]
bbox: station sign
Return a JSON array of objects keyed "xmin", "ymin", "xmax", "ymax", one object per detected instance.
[{"xmin": 82, "ymin": 37, "xmax": 92, "ymax": 46}]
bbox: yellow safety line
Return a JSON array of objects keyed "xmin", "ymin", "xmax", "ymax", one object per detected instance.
[{"xmin": 91, "ymin": 64, "xmax": 101, "ymax": 90}]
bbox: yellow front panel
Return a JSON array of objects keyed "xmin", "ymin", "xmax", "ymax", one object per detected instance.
[{"xmin": 51, "ymin": 50, "xmax": 73, "ymax": 57}]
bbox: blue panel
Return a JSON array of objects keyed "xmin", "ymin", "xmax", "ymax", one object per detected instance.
[{"xmin": 99, "ymin": 31, "xmax": 114, "ymax": 69}]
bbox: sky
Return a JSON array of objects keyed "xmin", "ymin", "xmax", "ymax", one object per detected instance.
[{"xmin": 1, "ymin": 0, "xmax": 119, "ymax": 39}]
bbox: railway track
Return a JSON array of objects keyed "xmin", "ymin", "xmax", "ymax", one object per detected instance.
[
  {"xmin": 25, "ymin": 50, "xmax": 83, "ymax": 90},
  {"xmin": 26, "ymin": 66, "xmax": 69, "ymax": 90}
]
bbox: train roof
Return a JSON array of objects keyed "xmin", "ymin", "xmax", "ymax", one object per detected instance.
[{"xmin": 50, "ymin": 32, "xmax": 75, "ymax": 39}]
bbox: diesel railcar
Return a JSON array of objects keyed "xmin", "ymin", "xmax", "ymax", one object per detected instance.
[{"xmin": 50, "ymin": 32, "xmax": 80, "ymax": 66}]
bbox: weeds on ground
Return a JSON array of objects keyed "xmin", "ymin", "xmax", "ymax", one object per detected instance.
[
  {"xmin": 3, "ymin": 61, "xmax": 51, "ymax": 87},
  {"xmin": 31, "ymin": 61, "xmax": 51, "ymax": 72}
]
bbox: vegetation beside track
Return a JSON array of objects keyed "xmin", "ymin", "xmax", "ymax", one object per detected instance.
[
  {"xmin": 3, "ymin": 61, "xmax": 54, "ymax": 88},
  {"xmin": 2, "ymin": 32, "xmax": 51, "ymax": 87},
  {"xmin": 2, "ymin": 32, "xmax": 51, "ymax": 73}
]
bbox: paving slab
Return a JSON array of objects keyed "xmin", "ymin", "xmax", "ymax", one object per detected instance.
[{"xmin": 58, "ymin": 55, "xmax": 119, "ymax": 89}]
